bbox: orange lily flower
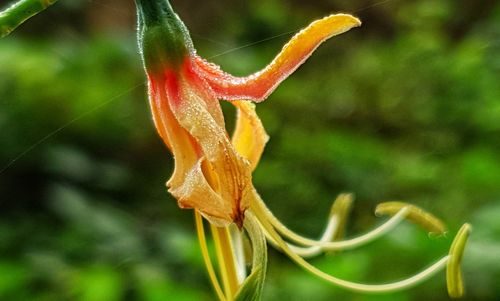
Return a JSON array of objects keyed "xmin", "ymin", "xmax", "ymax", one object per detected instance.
[
  {"xmin": 136, "ymin": 1, "xmax": 469, "ymax": 300},
  {"xmin": 137, "ymin": 0, "xmax": 360, "ymax": 227}
]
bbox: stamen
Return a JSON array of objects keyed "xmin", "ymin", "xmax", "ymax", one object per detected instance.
[
  {"xmin": 251, "ymin": 195, "xmax": 410, "ymax": 250},
  {"xmin": 376, "ymin": 202, "xmax": 446, "ymax": 235},
  {"xmin": 211, "ymin": 225, "xmax": 240, "ymax": 297},
  {"xmin": 330, "ymin": 193, "xmax": 354, "ymax": 241},
  {"xmin": 447, "ymin": 223, "xmax": 471, "ymax": 298},
  {"xmin": 276, "ymin": 194, "xmax": 350, "ymax": 257},
  {"xmin": 195, "ymin": 211, "xmax": 227, "ymax": 301},
  {"xmin": 288, "ymin": 215, "xmax": 337, "ymax": 257},
  {"xmin": 256, "ymin": 212, "xmax": 451, "ymax": 293},
  {"xmin": 254, "ymin": 215, "xmax": 327, "ymax": 258},
  {"xmin": 229, "ymin": 225, "xmax": 247, "ymax": 284}
]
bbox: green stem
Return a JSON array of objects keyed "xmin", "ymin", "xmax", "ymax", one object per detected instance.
[{"xmin": 0, "ymin": 0, "xmax": 58, "ymax": 38}]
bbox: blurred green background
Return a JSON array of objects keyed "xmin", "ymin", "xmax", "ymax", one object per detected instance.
[{"xmin": 1, "ymin": 0, "xmax": 499, "ymax": 300}]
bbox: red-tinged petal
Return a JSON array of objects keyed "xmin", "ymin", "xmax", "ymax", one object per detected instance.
[
  {"xmin": 150, "ymin": 72, "xmax": 233, "ymax": 225},
  {"xmin": 181, "ymin": 59, "xmax": 226, "ymax": 129},
  {"xmin": 231, "ymin": 101, "xmax": 269, "ymax": 171},
  {"xmin": 195, "ymin": 14, "xmax": 361, "ymax": 102},
  {"xmin": 148, "ymin": 76, "xmax": 172, "ymax": 150},
  {"xmin": 164, "ymin": 61, "xmax": 254, "ymax": 225},
  {"xmin": 149, "ymin": 72, "xmax": 200, "ymax": 190}
]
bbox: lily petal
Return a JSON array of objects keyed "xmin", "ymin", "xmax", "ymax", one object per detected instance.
[
  {"xmin": 231, "ymin": 101, "xmax": 269, "ymax": 171},
  {"xmin": 195, "ymin": 14, "xmax": 361, "ymax": 102},
  {"xmin": 165, "ymin": 61, "xmax": 254, "ymax": 226},
  {"xmin": 148, "ymin": 74, "xmax": 200, "ymax": 190},
  {"xmin": 171, "ymin": 158, "xmax": 234, "ymax": 225}
]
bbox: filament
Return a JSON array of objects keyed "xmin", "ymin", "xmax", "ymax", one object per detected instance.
[
  {"xmin": 256, "ymin": 211, "xmax": 450, "ymax": 293},
  {"xmin": 230, "ymin": 225, "xmax": 247, "ymax": 284},
  {"xmin": 211, "ymin": 225, "xmax": 240, "ymax": 297},
  {"xmin": 447, "ymin": 223, "xmax": 471, "ymax": 298},
  {"xmin": 195, "ymin": 211, "xmax": 227, "ymax": 301},
  {"xmin": 251, "ymin": 195, "xmax": 410, "ymax": 250}
]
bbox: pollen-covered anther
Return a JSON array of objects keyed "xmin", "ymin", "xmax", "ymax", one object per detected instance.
[
  {"xmin": 251, "ymin": 192, "xmax": 412, "ymax": 251},
  {"xmin": 375, "ymin": 201, "xmax": 447, "ymax": 236},
  {"xmin": 254, "ymin": 203, "xmax": 453, "ymax": 294},
  {"xmin": 447, "ymin": 223, "xmax": 472, "ymax": 298},
  {"xmin": 329, "ymin": 193, "xmax": 354, "ymax": 241}
]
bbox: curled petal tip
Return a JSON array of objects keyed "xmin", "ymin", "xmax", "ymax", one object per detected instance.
[
  {"xmin": 307, "ymin": 14, "xmax": 362, "ymax": 42},
  {"xmin": 447, "ymin": 223, "xmax": 472, "ymax": 298},
  {"xmin": 331, "ymin": 13, "xmax": 362, "ymax": 27}
]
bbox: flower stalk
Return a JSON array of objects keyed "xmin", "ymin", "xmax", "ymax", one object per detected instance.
[{"xmin": 0, "ymin": 0, "xmax": 59, "ymax": 38}]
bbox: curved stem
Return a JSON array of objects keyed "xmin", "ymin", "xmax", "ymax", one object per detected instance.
[{"xmin": 1, "ymin": 0, "xmax": 59, "ymax": 38}]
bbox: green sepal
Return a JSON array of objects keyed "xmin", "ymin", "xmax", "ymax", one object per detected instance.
[
  {"xmin": 135, "ymin": 0, "xmax": 194, "ymax": 73},
  {"xmin": 235, "ymin": 212, "xmax": 267, "ymax": 301},
  {"xmin": 235, "ymin": 266, "xmax": 264, "ymax": 301}
]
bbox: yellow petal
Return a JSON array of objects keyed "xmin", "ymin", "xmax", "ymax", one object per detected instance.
[
  {"xmin": 170, "ymin": 159, "xmax": 233, "ymax": 226},
  {"xmin": 231, "ymin": 101, "xmax": 269, "ymax": 171},
  {"xmin": 167, "ymin": 68, "xmax": 254, "ymax": 226}
]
